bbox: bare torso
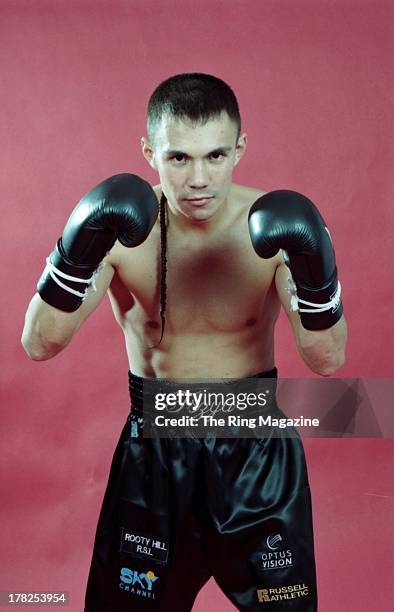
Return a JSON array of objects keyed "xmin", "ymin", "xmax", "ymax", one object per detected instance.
[{"xmin": 107, "ymin": 183, "xmax": 283, "ymax": 378}]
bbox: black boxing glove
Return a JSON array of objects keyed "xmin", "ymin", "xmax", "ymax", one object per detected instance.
[
  {"xmin": 248, "ymin": 190, "xmax": 343, "ymax": 331},
  {"xmin": 37, "ymin": 173, "xmax": 159, "ymax": 312}
]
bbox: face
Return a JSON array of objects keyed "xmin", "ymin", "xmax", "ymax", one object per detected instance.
[{"xmin": 142, "ymin": 112, "xmax": 247, "ymax": 223}]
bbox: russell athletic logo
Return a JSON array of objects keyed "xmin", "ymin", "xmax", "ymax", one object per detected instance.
[
  {"xmin": 119, "ymin": 567, "xmax": 159, "ymax": 600},
  {"xmin": 257, "ymin": 583, "xmax": 309, "ymax": 603},
  {"xmin": 261, "ymin": 533, "xmax": 293, "ymax": 570}
]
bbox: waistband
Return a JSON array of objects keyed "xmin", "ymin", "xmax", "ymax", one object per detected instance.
[{"xmin": 128, "ymin": 367, "xmax": 278, "ymax": 415}]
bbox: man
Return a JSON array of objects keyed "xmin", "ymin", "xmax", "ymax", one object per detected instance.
[{"xmin": 22, "ymin": 73, "xmax": 347, "ymax": 611}]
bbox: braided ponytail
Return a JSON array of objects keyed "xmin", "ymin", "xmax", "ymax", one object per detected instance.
[{"xmin": 157, "ymin": 192, "xmax": 168, "ymax": 345}]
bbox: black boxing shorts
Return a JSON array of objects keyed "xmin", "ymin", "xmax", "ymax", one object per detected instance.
[{"xmin": 85, "ymin": 368, "xmax": 318, "ymax": 611}]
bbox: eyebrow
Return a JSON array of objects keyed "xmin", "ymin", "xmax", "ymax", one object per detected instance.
[{"xmin": 165, "ymin": 146, "xmax": 233, "ymax": 157}]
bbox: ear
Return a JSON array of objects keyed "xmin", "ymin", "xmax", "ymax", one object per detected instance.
[
  {"xmin": 234, "ymin": 132, "xmax": 247, "ymax": 166},
  {"xmin": 141, "ymin": 137, "xmax": 157, "ymax": 170}
]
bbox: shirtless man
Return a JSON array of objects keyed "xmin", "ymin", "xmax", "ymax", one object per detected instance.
[{"xmin": 22, "ymin": 73, "xmax": 347, "ymax": 611}]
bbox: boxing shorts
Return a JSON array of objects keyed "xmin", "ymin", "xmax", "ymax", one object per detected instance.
[{"xmin": 85, "ymin": 368, "xmax": 318, "ymax": 611}]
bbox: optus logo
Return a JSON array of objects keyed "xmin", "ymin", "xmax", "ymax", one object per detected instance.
[
  {"xmin": 261, "ymin": 533, "xmax": 293, "ymax": 570},
  {"xmin": 267, "ymin": 534, "xmax": 282, "ymax": 550}
]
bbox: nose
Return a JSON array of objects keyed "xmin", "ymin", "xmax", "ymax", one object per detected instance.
[{"xmin": 187, "ymin": 160, "xmax": 209, "ymax": 190}]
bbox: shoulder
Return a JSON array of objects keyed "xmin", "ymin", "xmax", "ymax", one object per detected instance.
[
  {"xmin": 231, "ymin": 183, "xmax": 284, "ymax": 266},
  {"xmin": 152, "ymin": 183, "xmax": 162, "ymax": 201},
  {"xmin": 229, "ymin": 184, "xmax": 267, "ymax": 225},
  {"xmin": 230, "ymin": 183, "xmax": 267, "ymax": 208}
]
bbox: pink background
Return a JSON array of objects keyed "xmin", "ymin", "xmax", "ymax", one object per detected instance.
[{"xmin": 1, "ymin": 0, "xmax": 393, "ymax": 610}]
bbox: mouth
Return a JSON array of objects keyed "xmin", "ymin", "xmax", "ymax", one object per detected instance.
[{"xmin": 183, "ymin": 196, "xmax": 214, "ymax": 207}]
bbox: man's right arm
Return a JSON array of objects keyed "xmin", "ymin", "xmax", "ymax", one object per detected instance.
[
  {"xmin": 22, "ymin": 259, "xmax": 115, "ymax": 361},
  {"xmin": 21, "ymin": 173, "xmax": 159, "ymax": 360}
]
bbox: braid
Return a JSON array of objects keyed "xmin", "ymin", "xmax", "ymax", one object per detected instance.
[{"xmin": 157, "ymin": 192, "xmax": 168, "ymax": 345}]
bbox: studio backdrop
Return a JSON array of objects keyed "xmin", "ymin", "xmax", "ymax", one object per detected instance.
[{"xmin": 1, "ymin": 1, "xmax": 393, "ymax": 610}]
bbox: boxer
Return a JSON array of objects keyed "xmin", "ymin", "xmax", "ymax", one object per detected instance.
[{"xmin": 22, "ymin": 73, "xmax": 347, "ymax": 611}]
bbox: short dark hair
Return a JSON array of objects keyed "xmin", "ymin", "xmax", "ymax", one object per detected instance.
[{"xmin": 147, "ymin": 72, "xmax": 241, "ymax": 142}]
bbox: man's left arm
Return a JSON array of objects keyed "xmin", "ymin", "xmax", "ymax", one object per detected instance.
[
  {"xmin": 248, "ymin": 189, "xmax": 348, "ymax": 377},
  {"xmin": 275, "ymin": 256, "xmax": 347, "ymax": 376}
]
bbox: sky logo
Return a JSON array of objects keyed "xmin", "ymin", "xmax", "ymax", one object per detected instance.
[{"xmin": 119, "ymin": 567, "xmax": 159, "ymax": 599}]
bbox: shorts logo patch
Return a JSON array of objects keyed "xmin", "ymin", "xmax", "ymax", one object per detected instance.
[
  {"xmin": 257, "ymin": 583, "xmax": 309, "ymax": 603},
  {"xmin": 120, "ymin": 528, "xmax": 169, "ymax": 564},
  {"xmin": 267, "ymin": 533, "xmax": 282, "ymax": 550},
  {"xmin": 261, "ymin": 533, "xmax": 293, "ymax": 570},
  {"xmin": 119, "ymin": 567, "xmax": 159, "ymax": 600}
]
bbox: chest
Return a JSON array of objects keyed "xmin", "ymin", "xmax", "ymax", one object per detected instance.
[{"xmin": 115, "ymin": 231, "xmax": 277, "ymax": 332}]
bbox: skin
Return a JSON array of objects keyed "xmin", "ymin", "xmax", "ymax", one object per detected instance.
[{"xmin": 22, "ymin": 111, "xmax": 347, "ymax": 377}]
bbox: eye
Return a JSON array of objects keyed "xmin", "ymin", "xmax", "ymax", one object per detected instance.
[
  {"xmin": 209, "ymin": 151, "xmax": 225, "ymax": 161},
  {"xmin": 170, "ymin": 153, "xmax": 186, "ymax": 163}
]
